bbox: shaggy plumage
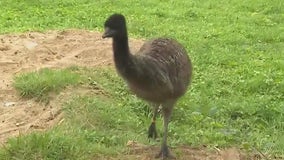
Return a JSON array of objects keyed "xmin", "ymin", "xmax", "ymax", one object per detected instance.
[{"xmin": 102, "ymin": 13, "xmax": 192, "ymax": 159}]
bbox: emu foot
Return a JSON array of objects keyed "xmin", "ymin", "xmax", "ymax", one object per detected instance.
[
  {"xmin": 148, "ymin": 122, "xmax": 158, "ymax": 139},
  {"xmin": 155, "ymin": 145, "xmax": 176, "ymax": 160}
]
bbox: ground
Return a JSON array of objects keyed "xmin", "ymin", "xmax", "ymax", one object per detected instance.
[{"xmin": 0, "ymin": 30, "xmax": 261, "ymax": 160}]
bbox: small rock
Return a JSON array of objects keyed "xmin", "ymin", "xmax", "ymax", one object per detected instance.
[
  {"xmin": 15, "ymin": 122, "xmax": 24, "ymax": 127},
  {"xmin": 3, "ymin": 102, "xmax": 17, "ymax": 107},
  {"xmin": 24, "ymin": 40, "xmax": 38, "ymax": 50}
]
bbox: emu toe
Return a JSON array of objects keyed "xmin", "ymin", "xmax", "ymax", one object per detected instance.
[
  {"xmin": 148, "ymin": 122, "xmax": 158, "ymax": 139},
  {"xmin": 155, "ymin": 145, "xmax": 176, "ymax": 160}
]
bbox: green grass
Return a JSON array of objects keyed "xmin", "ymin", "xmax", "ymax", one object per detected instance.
[
  {"xmin": 13, "ymin": 67, "xmax": 80, "ymax": 102},
  {"xmin": 0, "ymin": 0, "xmax": 283, "ymax": 159}
]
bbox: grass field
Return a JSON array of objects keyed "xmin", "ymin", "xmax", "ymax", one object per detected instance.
[{"xmin": 0, "ymin": 0, "xmax": 283, "ymax": 159}]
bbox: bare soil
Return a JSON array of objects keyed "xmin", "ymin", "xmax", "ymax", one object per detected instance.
[{"xmin": 0, "ymin": 30, "xmax": 265, "ymax": 159}]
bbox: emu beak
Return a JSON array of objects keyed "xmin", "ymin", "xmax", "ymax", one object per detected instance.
[{"xmin": 102, "ymin": 27, "xmax": 115, "ymax": 38}]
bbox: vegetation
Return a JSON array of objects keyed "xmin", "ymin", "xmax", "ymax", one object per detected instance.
[
  {"xmin": 0, "ymin": 0, "xmax": 283, "ymax": 159},
  {"xmin": 13, "ymin": 68, "xmax": 80, "ymax": 102}
]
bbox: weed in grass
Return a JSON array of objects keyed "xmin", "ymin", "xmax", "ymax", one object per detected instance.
[{"xmin": 13, "ymin": 68, "xmax": 80, "ymax": 103}]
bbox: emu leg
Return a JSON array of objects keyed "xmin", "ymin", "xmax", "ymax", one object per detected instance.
[
  {"xmin": 148, "ymin": 106, "xmax": 159, "ymax": 139},
  {"xmin": 155, "ymin": 101, "xmax": 176, "ymax": 159}
]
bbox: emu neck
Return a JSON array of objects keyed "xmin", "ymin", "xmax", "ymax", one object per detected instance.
[{"xmin": 112, "ymin": 36, "xmax": 131, "ymax": 67}]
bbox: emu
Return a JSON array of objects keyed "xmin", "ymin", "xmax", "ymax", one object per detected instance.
[{"xmin": 102, "ymin": 13, "xmax": 192, "ymax": 159}]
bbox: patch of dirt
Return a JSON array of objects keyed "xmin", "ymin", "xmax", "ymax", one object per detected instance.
[
  {"xmin": 0, "ymin": 29, "xmax": 143, "ymax": 145},
  {"xmin": 125, "ymin": 141, "xmax": 271, "ymax": 160}
]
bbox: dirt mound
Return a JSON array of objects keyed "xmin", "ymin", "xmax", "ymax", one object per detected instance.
[{"xmin": 0, "ymin": 29, "xmax": 143, "ymax": 144}]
